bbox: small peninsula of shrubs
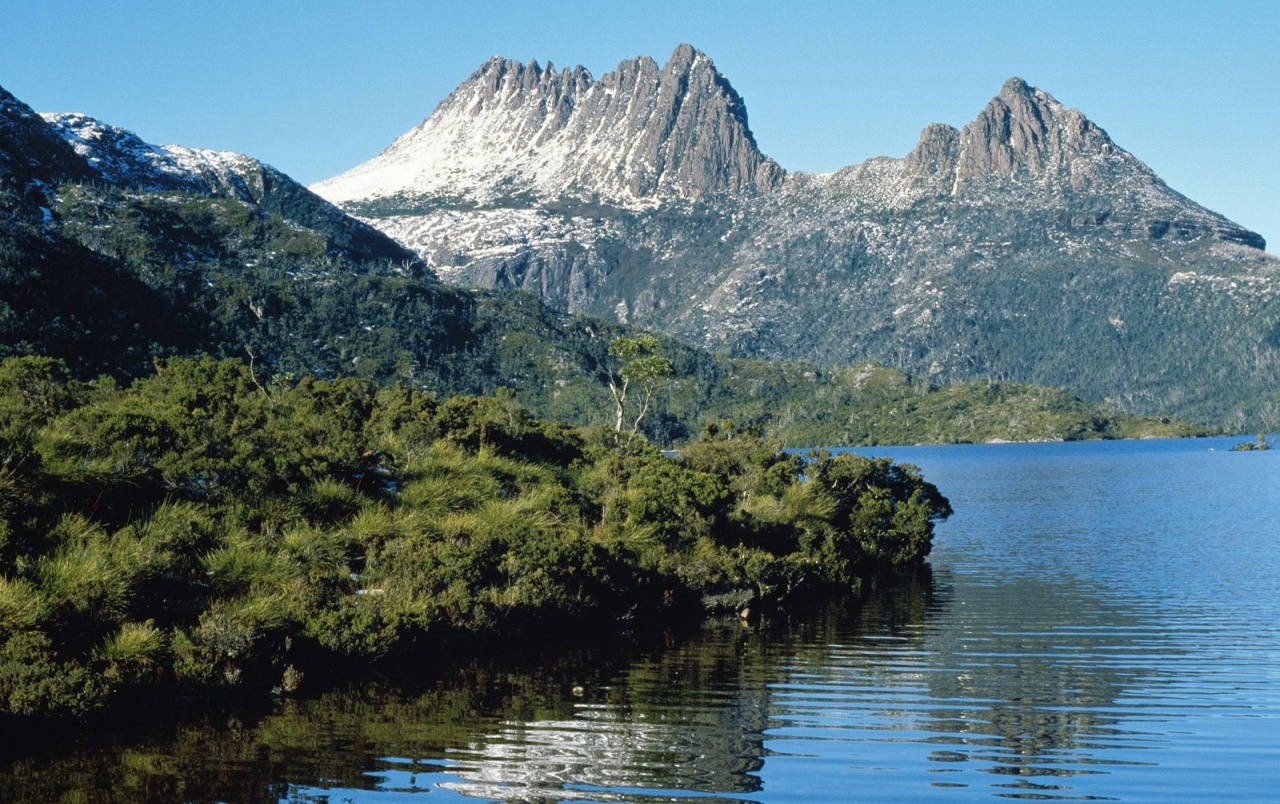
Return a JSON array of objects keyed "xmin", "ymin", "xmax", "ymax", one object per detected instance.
[{"xmin": 0, "ymin": 356, "xmax": 949, "ymax": 722}]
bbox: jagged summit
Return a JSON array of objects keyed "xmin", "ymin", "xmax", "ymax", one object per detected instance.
[
  {"xmin": 955, "ymin": 76, "xmax": 1123, "ymax": 182},
  {"xmin": 318, "ymin": 59, "xmax": 1261, "ymax": 254},
  {"xmin": 901, "ymin": 76, "xmax": 1131, "ymax": 186},
  {"xmin": 904, "ymin": 122, "xmax": 960, "ymax": 175},
  {"xmin": 887, "ymin": 77, "xmax": 1261, "ymax": 247},
  {"xmin": 311, "ymin": 44, "xmax": 784, "ymax": 207}
]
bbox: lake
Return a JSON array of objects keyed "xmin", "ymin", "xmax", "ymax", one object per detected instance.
[{"xmin": 4, "ymin": 436, "xmax": 1277, "ymax": 801}]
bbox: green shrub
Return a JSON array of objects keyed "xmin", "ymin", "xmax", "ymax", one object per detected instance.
[
  {"xmin": 298, "ymin": 478, "xmax": 362, "ymax": 523},
  {"xmin": 0, "ymin": 631, "xmax": 108, "ymax": 717},
  {"xmin": 0, "ymin": 357, "xmax": 953, "ymax": 721},
  {"xmin": 97, "ymin": 620, "xmax": 166, "ymax": 684},
  {"xmin": 36, "ymin": 515, "xmax": 128, "ymax": 623},
  {"xmin": 0, "ymin": 575, "xmax": 50, "ymax": 631}
]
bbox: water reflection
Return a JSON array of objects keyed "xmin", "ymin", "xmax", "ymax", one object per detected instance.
[
  {"xmin": 0, "ymin": 580, "xmax": 936, "ymax": 803},
  {"xmin": 766, "ymin": 573, "xmax": 1176, "ymax": 801},
  {"xmin": 4, "ymin": 439, "xmax": 1278, "ymax": 801},
  {"xmin": 0, "ymin": 575, "xmax": 1255, "ymax": 802}
]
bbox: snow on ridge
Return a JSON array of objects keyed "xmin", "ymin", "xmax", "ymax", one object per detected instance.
[
  {"xmin": 366, "ymin": 207, "xmax": 608, "ymax": 280},
  {"xmin": 40, "ymin": 111, "xmax": 273, "ymax": 197},
  {"xmin": 310, "ymin": 48, "xmax": 782, "ymax": 209}
]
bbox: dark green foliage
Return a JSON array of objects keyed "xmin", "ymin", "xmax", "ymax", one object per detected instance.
[
  {"xmin": 0, "ymin": 175, "xmax": 1198, "ymax": 449},
  {"xmin": 0, "ymin": 356, "xmax": 949, "ymax": 720},
  {"xmin": 803, "ymin": 453, "xmax": 953, "ymax": 578}
]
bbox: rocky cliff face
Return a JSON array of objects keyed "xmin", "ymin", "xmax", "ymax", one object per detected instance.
[
  {"xmin": 324, "ymin": 55, "xmax": 1276, "ymax": 427},
  {"xmin": 954, "ymin": 77, "xmax": 1119, "ymax": 182},
  {"xmin": 312, "ymin": 44, "xmax": 783, "ymax": 207}
]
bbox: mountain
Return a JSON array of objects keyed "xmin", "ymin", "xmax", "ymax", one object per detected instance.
[
  {"xmin": 0, "ymin": 83, "xmax": 455, "ymax": 378},
  {"xmin": 0, "ymin": 87, "xmax": 96, "ymax": 197},
  {"xmin": 0, "ymin": 81, "xmax": 1211, "ymax": 444},
  {"xmin": 314, "ymin": 47, "xmax": 1280, "ymax": 428},
  {"xmin": 313, "ymin": 43, "xmax": 782, "ymax": 207},
  {"xmin": 37, "ymin": 111, "xmax": 413, "ymax": 265}
]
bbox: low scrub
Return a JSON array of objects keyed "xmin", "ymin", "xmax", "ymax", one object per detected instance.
[{"xmin": 0, "ymin": 356, "xmax": 950, "ymax": 721}]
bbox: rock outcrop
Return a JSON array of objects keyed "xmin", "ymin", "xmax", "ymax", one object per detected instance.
[{"xmin": 954, "ymin": 76, "xmax": 1120, "ymax": 182}]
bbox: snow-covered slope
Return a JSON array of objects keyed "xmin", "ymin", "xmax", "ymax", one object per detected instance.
[
  {"xmin": 312, "ymin": 44, "xmax": 783, "ymax": 208},
  {"xmin": 37, "ymin": 111, "xmax": 417, "ymax": 265},
  {"xmin": 41, "ymin": 111, "xmax": 276, "ymax": 199}
]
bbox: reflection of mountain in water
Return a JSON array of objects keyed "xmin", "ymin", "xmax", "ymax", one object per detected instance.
[
  {"xmin": 0, "ymin": 581, "xmax": 936, "ymax": 803},
  {"xmin": 765, "ymin": 569, "xmax": 1221, "ymax": 800},
  {"xmin": 437, "ymin": 710, "xmax": 763, "ymax": 801}
]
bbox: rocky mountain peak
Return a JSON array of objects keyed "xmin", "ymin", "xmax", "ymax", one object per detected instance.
[
  {"xmin": 904, "ymin": 122, "xmax": 961, "ymax": 176},
  {"xmin": 667, "ymin": 42, "xmax": 699, "ymax": 67},
  {"xmin": 894, "ymin": 78, "xmax": 1260, "ymax": 248},
  {"xmin": 466, "ymin": 55, "xmax": 592, "ymax": 98},
  {"xmin": 997, "ymin": 75, "xmax": 1033, "ymax": 99},
  {"xmin": 954, "ymin": 76, "xmax": 1121, "ymax": 182},
  {"xmin": 311, "ymin": 45, "xmax": 783, "ymax": 208}
]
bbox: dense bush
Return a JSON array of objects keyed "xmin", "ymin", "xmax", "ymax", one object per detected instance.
[{"xmin": 0, "ymin": 356, "xmax": 950, "ymax": 721}]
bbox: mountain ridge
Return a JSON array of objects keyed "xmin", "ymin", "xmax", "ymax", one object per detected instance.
[
  {"xmin": 0, "ymin": 79, "xmax": 1204, "ymax": 443},
  {"xmin": 312, "ymin": 51, "xmax": 1263, "ymax": 252},
  {"xmin": 314, "ymin": 48, "xmax": 1278, "ymax": 427},
  {"xmin": 41, "ymin": 110, "xmax": 423, "ymax": 266},
  {"xmin": 312, "ymin": 44, "xmax": 784, "ymax": 208}
]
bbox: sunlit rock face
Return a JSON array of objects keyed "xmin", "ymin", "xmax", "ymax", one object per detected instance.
[
  {"xmin": 312, "ymin": 44, "xmax": 783, "ymax": 209},
  {"xmin": 318, "ymin": 52, "xmax": 1277, "ymax": 426}
]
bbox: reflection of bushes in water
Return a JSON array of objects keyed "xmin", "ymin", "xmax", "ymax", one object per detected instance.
[
  {"xmin": 849, "ymin": 563, "xmax": 942, "ymax": 633},
  {"xmin": 0, "ymin": 639, "xmax": 767, "ymax": 802},
  {"xmin": 0, "ymin": 574, "xmax": 948, "ymax": 801},
  {"xmin": 2, "ymin": 582, "xmax": 935, "ymax": 802},
  {"xmin": 0, "ymin": 355, "xmax": 950, "ymax": 724}
]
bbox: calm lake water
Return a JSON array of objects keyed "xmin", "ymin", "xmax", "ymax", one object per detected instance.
[{"xmin": 5, "ymin": 436, "xmax": 1278, "ymax": 802}]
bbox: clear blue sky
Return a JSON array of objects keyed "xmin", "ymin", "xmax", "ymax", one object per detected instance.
[{"xmin": 5, "ymin": 0, "xmax": 1277, "ymax": 248}]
